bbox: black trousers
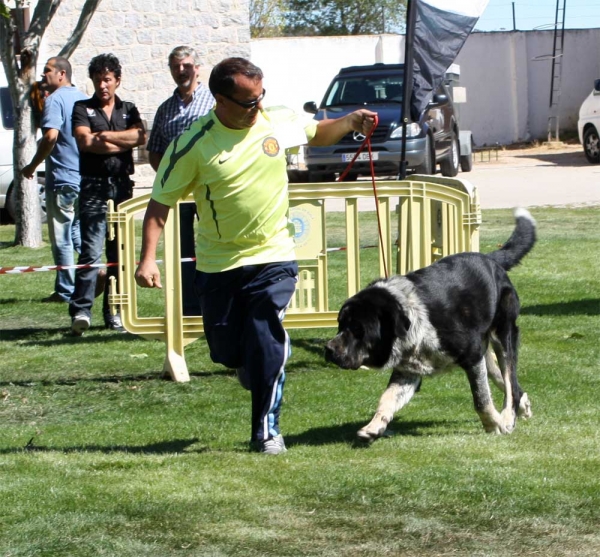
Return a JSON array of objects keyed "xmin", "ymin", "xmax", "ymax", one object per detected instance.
[{"xmin": 195, "ymin": 261, "xmax": 298, "ymax": 442}]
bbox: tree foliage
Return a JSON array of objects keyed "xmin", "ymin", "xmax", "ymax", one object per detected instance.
[
  {"xmin": 282, "ymin": 0, "xmax": 406, "ymax": 36},
  {"xmin": 249, "ymin": 0, "xmax": 288, "ymax": 38},
  {"xmin": 0, "ymin": 0, "xmax": 101, "ymax": 247}
]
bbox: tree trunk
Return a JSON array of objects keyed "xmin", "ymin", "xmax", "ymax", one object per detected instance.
[
  {"xmin": 0, "ymin": 0, "xmax": 102, "ymax": 247},
  {"xmin": 13, "ymin": 104, "xmax": 43, "ymax": 247}
]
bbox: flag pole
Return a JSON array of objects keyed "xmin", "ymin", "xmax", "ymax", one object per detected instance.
[{"xmin": 399, "ymin": 0, "xmax": 418, "ymax": 180}]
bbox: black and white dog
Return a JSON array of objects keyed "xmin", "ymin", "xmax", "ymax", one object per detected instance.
[{"xmin": 325, "ymin": 209, "xmax": 536, "ymax": 442}]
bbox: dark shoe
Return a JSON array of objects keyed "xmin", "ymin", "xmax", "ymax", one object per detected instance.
[
  {"xmin": 42, "ymin": 292, "xmax": 68, "ymax": 303},
  {"xmin": 252, "ymin": 434, "xmax": 287, "ymax": 455},
  {"xmin": 95, "ymin": 268, "xmax": 107, "ymax": 298},
  {"xmin": 236, "ymin": 367, "xmax": 251, "ymax": 390},
  {"xmin": 71, "ymin": 313, "xmax": 91, "ymax": 336},
  {"xmin": 104, "ymin": 313, "xmax": 124, "ymax": 332}
]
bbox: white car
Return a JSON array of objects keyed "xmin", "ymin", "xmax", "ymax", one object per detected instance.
[
  {"xmin": 577, "ymin": 79, "xmax": 600, "ymax": 164},
  {"xmin": 0, "ymin": 85, "xmax": 45, "ymax": 223}
]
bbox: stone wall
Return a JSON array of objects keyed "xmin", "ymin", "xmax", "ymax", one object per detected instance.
[
  {"xmin": 41, "ymin": 0, "xmax": 250, "ymax": 185},
  {"xmin": 43, "ymin": 0, "xmax": 249, "ymax": 116}
]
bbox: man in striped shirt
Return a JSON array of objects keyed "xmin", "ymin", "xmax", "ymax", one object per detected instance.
[{"xmin": 147, "ymin": 46, "xmax": 214, "ymax": 315}]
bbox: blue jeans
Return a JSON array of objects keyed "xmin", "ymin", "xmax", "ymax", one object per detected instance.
[
  {"xmin": 69, "ymin": 176, "xmax": 133, "ymax": 322},
  {"xmin": 45, "ymin": 185, "xmax": 81, "ymax": 301}
]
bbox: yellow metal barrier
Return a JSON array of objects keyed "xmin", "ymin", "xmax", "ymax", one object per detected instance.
[{"xmin": 107, "ymin": 176, "xmax": 480, "ymax": 382}]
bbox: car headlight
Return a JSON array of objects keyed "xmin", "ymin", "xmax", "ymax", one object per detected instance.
[{"xmin": 390, "ymin": 122, "xmax": 421, "ymax": 139}]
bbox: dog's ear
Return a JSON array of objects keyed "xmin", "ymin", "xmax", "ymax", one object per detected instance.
[
  {"xmin": 337, "ymin": 304, "xmax": 350, "ymax": 329},
  {"xmin": 394, "ymin": 303, "xmax": 411, "ymax": 337}
]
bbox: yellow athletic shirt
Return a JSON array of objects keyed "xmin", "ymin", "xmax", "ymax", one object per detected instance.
[{"xmin": 151, "ymin": 106, "xmax": 318, "ymax": 273}]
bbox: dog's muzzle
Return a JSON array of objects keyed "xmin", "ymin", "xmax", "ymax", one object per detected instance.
[{"xmin": 325, "ymin": 339, "xmax": 359, "ymax": 369}]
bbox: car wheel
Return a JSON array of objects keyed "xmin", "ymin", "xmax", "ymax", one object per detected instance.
[
  {"xmin": 5, "ymin": 183, "xmax": 16, "ymax": 221},
  {"xmin": 583, "ymin": 126, "xmax": 600, "ymax": 164},
  {"xmin": 308, "ymin": 171, "xmax": 336, "ymax": 183},
  {"xmin": 440, "ymin": 132, "xmax": 459, "ymax": 177},
  {"xmin": 287, "ymin": 169, "xmax": 309, "ymax": 183},
  {"xmin": 5, "ymin": 177, "xmax": 47, "ymax": 223},
  {"xmin": 38, "ymin": 175, "xmax": 47, "ymax": 224},
  {"xmin": 460, "ymin": 152, "xmax": 473, "ymax": 172},
  {"xmin": 413, "ymin": 134, "xmax": 434, "ymax": 175}
]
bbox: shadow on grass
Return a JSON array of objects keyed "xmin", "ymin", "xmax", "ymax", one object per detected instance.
[
  {"xmin": 9, "ymin": 423, "xmax": 473, "ymax": 453},
  {"xmin": 521, "ymin": 298, "xmax": 600, "ymax": 316},
  {"xmin": 0, "ymin": 437, "xmax": 203, "ymax": 455},
  {"xmin": 0, "ymin": 366, "xmax": 235, "ymax": 387},
  {"xmin": 0, "ymin": 326, "xmax": 148, "ymax": 344},
  {"xmin": 0, "ymin": 373, "xmax": 165, "ymax": 387},
  {"xmin": 289, "ymin": 337, "xmax": 328, "ymax": 358},
  {"xmin": 285, "ymin": 418, "xmax": 471, "ymax": 448}
]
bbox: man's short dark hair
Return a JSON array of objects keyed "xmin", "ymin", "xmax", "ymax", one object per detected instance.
[
  {"xmin": 49, "ymin": 56, "xmax": 73, "ymax": 82},
  {"xmin": 88, "ymin": 53, "xmax": 122, "ymax": 80},
  {"xmin": 209, "ymin": 57, "xmax": 263, "ymax": 97}
]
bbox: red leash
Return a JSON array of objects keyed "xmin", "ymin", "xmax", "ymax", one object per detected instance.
[{"xmin": 336, "ymin": 114, "xmax": 389, "ymax": 278}]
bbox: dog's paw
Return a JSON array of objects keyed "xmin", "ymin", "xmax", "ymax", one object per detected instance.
[
  {"xmin": 481, "ymin": 413, "xmax": 513, "ymax": 435},
  {"xmin": 483, "ymin": 422, "xmax": 513, "ymax": 435},
  {"xmin": 500, "ymin": 408, "xmax": 517, "ymax": 431},
  {"xmin": 518, "ymin": 392, "xmax": 533, "ymax": 419},
  {"xmin": 356, "ymin": 425, "xmax": 385, "ymax": 443}
]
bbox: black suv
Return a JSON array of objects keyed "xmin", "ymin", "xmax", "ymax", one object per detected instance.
[{"xmin": 302, "ymin": 63, "xmax": 468, "ymax": 181}]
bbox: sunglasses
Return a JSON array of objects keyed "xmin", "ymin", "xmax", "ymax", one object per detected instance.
[{"xmin": 222, "ymin": 89, "xmax": 266, "ymax": 109}]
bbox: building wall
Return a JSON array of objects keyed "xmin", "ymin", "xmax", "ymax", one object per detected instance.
[
  {"xmin": 40, "ymin": 0, "xmax": 249, "ymax": 184},
  {"xmin": 37, "ymin": 8, "xmax": 600, "ymax": 147},
  {"xmin": 252, "ymin": 29, "xmax": 600, "ymax": 146},
  {"xmin": 457, "ymin": 29, "xmax": 600, "ymax": 144},
  {"xmin": 42, "ymin": 0, "xmax": 250, "ymax": 118}
]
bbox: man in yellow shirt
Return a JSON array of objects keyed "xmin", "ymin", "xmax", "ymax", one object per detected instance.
[{"xmin": 135, "ymin": 57, "xmax": 375, "ymax": 454}]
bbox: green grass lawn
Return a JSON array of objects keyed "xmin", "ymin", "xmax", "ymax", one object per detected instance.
[{"xmin": 1, "ymin": 207, "xmax": 599, "ymax": 556}]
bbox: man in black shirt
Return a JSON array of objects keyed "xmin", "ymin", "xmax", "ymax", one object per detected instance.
[{"xmin": 69, "ymin": 53, "xmax": 146, "ymax": 335}]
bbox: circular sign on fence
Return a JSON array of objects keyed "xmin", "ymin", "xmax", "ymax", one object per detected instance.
[{"xmin": 290, "ymin": 207, "xmax": 312, "ymax": 249}]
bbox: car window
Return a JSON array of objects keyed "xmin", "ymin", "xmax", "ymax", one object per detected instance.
[
  {"xmin": 0, "ymin": 87, "xmax": 15, "ymax": 130},
  {"xmin": 323, "ymin": 74, "xmax": 404, "ymax": 107}
]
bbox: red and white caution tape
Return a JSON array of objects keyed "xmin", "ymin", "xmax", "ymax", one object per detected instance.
[
  {"xmin": 1, "ymin": 249, "xmax": 383, "ymax": 275},
  {"xmin": 0, "ymin": 258, "xmax": 197, "ymax": 275}
]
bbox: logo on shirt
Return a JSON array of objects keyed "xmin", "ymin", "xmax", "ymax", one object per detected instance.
[
  {"xmin": 86, "ymin": 108, "xmax": 96, "ymax": 117},
  {"xmin": 262, "ymin": 137, "xmax": 280, "ymax": 157}
]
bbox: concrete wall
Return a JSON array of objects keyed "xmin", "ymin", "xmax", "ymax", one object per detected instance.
[
  {"xmin": 252, "ymin": 29, "xmax": 600, "ymax": 146},
  {"xmin": 457, "ymin": 29, "xmax": 600, "ymax": 144}
]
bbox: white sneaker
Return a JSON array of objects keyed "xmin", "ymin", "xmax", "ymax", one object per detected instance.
[
  {"xmin": 71, "ymin": 313, "xmax": 91, "ymax": 336},
  {"xmin": 256, "ymin": 434, "xmax": 287, "ymax": 455},
  {"xmin": 104, "ymin": 313, "xmax": 124, "ymax": 332}
]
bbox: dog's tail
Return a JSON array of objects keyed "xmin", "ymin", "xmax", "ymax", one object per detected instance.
[{"xmin": 488, "ymin": 208, "xmax": 537, "ymax": 271}]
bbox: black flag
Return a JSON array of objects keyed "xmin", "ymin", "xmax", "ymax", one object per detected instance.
[
  {"xmin": 411, "ymin": 0, "xmax": 490, "ymax": 117},
  {"xmin": 399, "ymin": 0, "xmax": 489, "ymax": 178}
]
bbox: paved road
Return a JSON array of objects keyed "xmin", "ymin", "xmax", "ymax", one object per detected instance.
[
  {"xmin": 325, "ymin": 144, "xmax": 600, "ymax": 211},
  {"xmin": 131, "ymin": 144, "xmax": 598, "ymax": 211},
  {"xmin": 466, "ymin": 146, "xmax": 600, "ymax": 209}
]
